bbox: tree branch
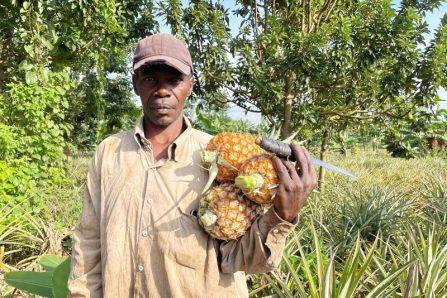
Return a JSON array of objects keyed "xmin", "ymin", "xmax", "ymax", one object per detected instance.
[
  {"xmin": 307, "ymin": 0, "xmax": 313, "ymax": 33},
  {"xmin": 204, "ymin": 69, "xmax": 276, "ymax": 123},
  {"xmin": 205, "ymin": 69, "xmax": 252, "ymax": 98},
  {"xmin": 264, "ymin": 0, "xmax": 269, "ymax": 34},
  {"xmin": 315, "ymin": 0, "xmax": 337, "ymax": 30},
  {"xmin": 301, "ymin": 0, "xmax": 306, "ymax": 32}
]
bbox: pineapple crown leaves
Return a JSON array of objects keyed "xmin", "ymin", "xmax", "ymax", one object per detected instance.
[
  {"xmin": 235, "ymin": 173, "xmax": 265, "ymax": 193},
  {"xmin": 200, "ymin": 149, "xmax": 239, "ymax": 195},
  {"xmin": 201, "ymin": 159, "xmax": 218, "ymax": 195},
  {"xmin": 268, "ymin": 125, "xmax": 282, "ymax": 140},
  {"xmin": 199, "ymin": 210, "xmax": 218, "ymax": 227},
  {"xmin": 200, "ymin": 150, "xmax": 239, "ymax": 170},
  {"xmin": 200, "ymin": 150, "xmax": 217, "ymax": 168},
  {"xmin": 265, "ymin": 127, "xmax": 304, "ymax": 145}
]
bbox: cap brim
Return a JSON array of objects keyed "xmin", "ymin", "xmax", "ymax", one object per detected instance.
[{"xmin": 133, "ymin": 55, "xmax": 191, "ymax": 75}]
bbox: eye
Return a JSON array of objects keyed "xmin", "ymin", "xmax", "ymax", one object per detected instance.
[
  {"xmin": 142, "ymin": 76, "xmax": 155, "ymax": 82},
  {"xmin": 169, "ymin": 76, "xmax": 184, "ymax": 84}
]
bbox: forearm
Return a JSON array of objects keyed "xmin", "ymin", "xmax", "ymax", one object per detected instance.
[
  {"xmin": 68, "ymin": 231, "xmax": 102, "ymax": 297},
  {"xmin": 68, "ymin": 156, "xmax": 103, "ymax": 297},
  {"xmin": 219, "ymin": 207, "xmax": 296, "ymax": 274}
]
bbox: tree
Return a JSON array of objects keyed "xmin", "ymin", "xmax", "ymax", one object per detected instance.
[
  {"xmin": 158, "ymin": 0, "xmax": 447, "ymax": 190},
  {"xmin": 0, "ymin": 0, "xmax": 158, "ymax": 150},
  {"xmin": 0, "ymin": 0, "xmax": 158, "ymax": 202}
]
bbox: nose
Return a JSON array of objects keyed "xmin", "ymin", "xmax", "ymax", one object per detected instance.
[{"xmin": 154, "ymin": 79, "xmax": 171, "ymax": 97}]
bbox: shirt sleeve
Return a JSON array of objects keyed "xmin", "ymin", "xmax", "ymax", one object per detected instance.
[
  {"xmin": 68, "ymin": 151, "xmax": 103, "ymax": 297},
  {"xmin": 218, "ymin": 207, "xmax": 297, "ymax": 274}
]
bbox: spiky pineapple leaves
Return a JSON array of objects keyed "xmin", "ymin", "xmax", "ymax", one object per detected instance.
[
  {"xmin": 199, "ymin": 210, "xmax": 218, "ymax": 227},
  {"xmin": 234, "ymin": 173, "xmax": 265, "ymax": 194},
  {"xmin": 201, "ymin": 157, "xmax": 218, "ymax": 195},
  {"xmin": 200, "ymin": 150, "xmax": 239, "ymax": 194}
]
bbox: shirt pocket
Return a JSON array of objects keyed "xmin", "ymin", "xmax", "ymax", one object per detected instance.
[{"xmin": 157, "ymin": 206, "xmax": 210, "ymax": 270}]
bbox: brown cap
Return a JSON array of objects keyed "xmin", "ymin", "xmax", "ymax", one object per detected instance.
[{"xmin": 133, "ymin": 33, "xmax": 193, "ymax": 75}]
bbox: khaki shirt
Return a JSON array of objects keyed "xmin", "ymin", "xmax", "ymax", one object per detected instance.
[{"xmin": 68, "ymin": 117, "xmax": 295, "ymax": 298}]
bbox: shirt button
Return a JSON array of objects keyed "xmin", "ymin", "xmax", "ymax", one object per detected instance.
[
  {"xmin": 147, "ymin": 198, "xmax": 153, "ymax": 204},
  {"xmin": 138, "ymin": 265, "xmax": 144, "ymax": 271},
  {"xmin": 142, "ymin": 230, "xmax": 148, "ymax": 237},
  {"xmin": 267, "ymin": 260, "xmax": 274, "ymax": 266},
  {"xmin": 273, "ymin": 229, "xmax": 279, "ymax": 234}
]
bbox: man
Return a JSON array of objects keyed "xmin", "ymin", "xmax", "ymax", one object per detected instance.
[{"xmin": 68, "ymin": 33, "xmax": 316, "ymax": 297}]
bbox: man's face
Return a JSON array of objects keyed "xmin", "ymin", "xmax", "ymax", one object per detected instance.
[{"xmin": 133, "ymin": 64, "xmax": 193, "ymax": 128}]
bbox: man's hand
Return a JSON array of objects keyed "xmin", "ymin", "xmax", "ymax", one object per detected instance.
[{"xmin": 271, "ymin": 140, "xmax": 317, "ymax": 222}]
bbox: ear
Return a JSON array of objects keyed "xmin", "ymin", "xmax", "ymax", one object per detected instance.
[
  {"xmin": 132, "ymin": 73, "xmax": 139, "ymax": 95},
  {"xmin": 187, "ymin": 76, "xmax": 195, "ymax": 97}
]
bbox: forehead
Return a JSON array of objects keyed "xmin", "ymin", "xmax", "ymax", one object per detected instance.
[{"xmin": 136, "ymin": 64, "xmax": 183, "ymax": 77}]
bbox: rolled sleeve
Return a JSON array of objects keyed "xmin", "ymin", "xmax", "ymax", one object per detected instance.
[{"xmin": 219, "ymin": 207, "xmax": 296, "ymax": 274}]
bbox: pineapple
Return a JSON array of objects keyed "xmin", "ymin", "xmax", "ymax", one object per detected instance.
[
  {"xmin": 235, "ymin": 153, "xmax": 278, "ymax": 205},
  {"xmin": 201, "ymin": 132, "xmax": 264, "ymax": 182},
  {"xmin": 198, "ymin": 183, "xmax": 264, "ymax": 240}
]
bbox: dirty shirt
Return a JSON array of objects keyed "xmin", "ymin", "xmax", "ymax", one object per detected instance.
[{"xmin": 68, "ymin": 117, "xmax": 296, "ymax": 298}]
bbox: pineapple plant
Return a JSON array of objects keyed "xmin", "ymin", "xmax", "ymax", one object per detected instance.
[
  {"xmin": 198, "ymin": 183, "xmax": 264, "ymax": 240},
  {"xmin": 235, "ymin": 153, "xmax": 279, "ymax": 205},
  {"xmin": 201, "ymin": 132, "xmax": 264, "ymax": 182}
]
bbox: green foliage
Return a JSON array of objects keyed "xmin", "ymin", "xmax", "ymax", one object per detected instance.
[
  {"xmin": 0, "ymin": 202, "xmax": 58, "ymax": 275},
  {"xmin": 1, "ymin": 0, "xmax": 150, "ymax": 151},
  {"xmin": 159, "ymin": 0, "xmax": 447, "ymax": 156},
  {"xmin": 192, "ymin": 106, "xmax": 255, "ymax": 134},
  {"xmin": 0, "ymin": 72, "xmax": 72, "ymax": 168},
  {"xmin": 0, "ymin": 159, "xmax": 38, "ymax": 205},
  {"xmin": 383, "ymin": 108, "xmax": 447, "ymax": 158},
  {"xmin": 420, "ymin": 174, "xmax": 447, "ymax": 226},
  {"xmin": 336, "ymin": 186, "xmax": 413, "ymax": 244},
  {"xmin": 250, "ymin": 223, "xmax": 415, "ymax": 297},
  {"xmin": 96, "ymin": 76, "xmax": 141, "ymax": 141},
  {"xmin": 0, "ymin": 71, "xmax": 73, "ymax": 210},
  {"xmin": 4, "ymin": 255, "xmax": 70, "ymax": 298},
  {"xmin": 67, "ymin": 74, "xmax": 141, "ymax": 151}
]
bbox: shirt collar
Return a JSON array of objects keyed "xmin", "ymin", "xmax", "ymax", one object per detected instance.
[{"xmin": 133, "ymin": 116, "xmax": 193, "ymax": 162}]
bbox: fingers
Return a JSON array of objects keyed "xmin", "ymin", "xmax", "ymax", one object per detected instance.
[
  {"xmin": 272, "ymin": 156, "xmax": 299, "ymax": 182},
  {"xmin": 283, "ymin": 159, "xmax": 299, "ymax": 180},
  {"xmin": 302, "ymin": 145, "xmax": 317, "ymax": 180},
  {"xmin": 272, "ymin": 156, "xmax": 291, "ymax": 181},
  {"xmin": 291, "ymin": 140, "xmax": 308, "ymax": 176},
  {"xmin": 289, "ymin": 141, "xmax": 317, "ymax": 189},
  {"xmin": 273, "ymin": 141, "xmax": 315, "ymax": 185}
]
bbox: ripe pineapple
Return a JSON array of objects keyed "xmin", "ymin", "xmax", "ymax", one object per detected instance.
[
  {"xmin": 201, "ymin": 132, "xmax": 264, "ymax": 182},
  {"xmin": 198, "ymin": 183, "xmax": 264, "ymax": 240},
  {"xmin": 235, "ymin": 153, "xmax": 278, "ymax": 205}
]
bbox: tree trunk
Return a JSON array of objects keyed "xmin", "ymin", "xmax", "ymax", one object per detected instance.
[
  {"xmin": 318, "ymin": 129, "xmax": 329, "ymax": 192},
  {"xmin": 281, "ymin": 77, "xmax": 293, "ymax": 138},
  {"xmin": 338, "ymin": 130, "xmax": 347, "ymax": 157}
]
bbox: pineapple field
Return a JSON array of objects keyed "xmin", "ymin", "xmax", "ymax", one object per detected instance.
[{"xmin": 1, "ymin": 148, "xmax": 446, "ymax": 297}]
